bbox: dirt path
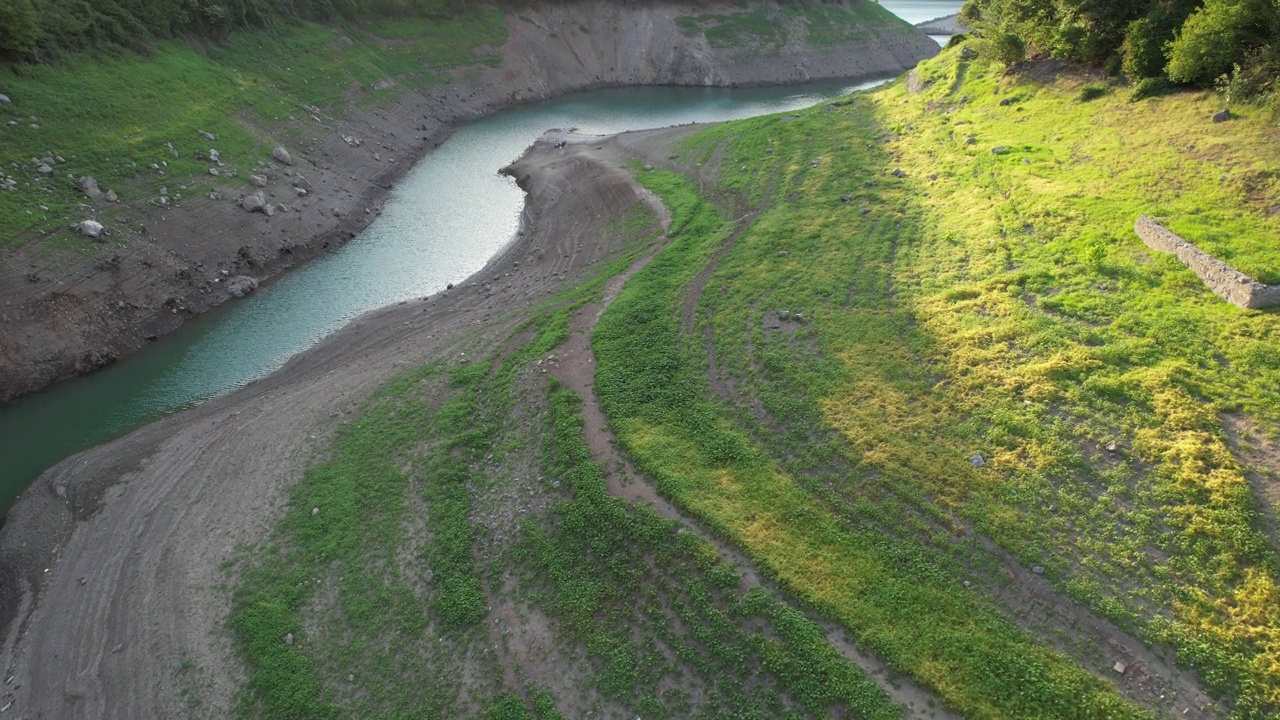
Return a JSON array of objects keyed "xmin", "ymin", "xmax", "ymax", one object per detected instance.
[
  {"xmin": 0, "ymin": 128, "xmax": 690, "ymax": 719},
  {"xmin": 544, "ymin": 136, "xmax": 959, "ymax": 720}
]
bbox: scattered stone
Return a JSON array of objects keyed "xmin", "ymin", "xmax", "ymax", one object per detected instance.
[
  {"xmin": 643, "ymin": 164, "xmax": 653, "ymax": 171},
  {"xmin": 226, "ymin": 275, "xmax": 258, "ymax": 297},
  {"xmin": 77, "ymin": 220, "xmax": 104, "ymax": 238},
  {"xmin": 209, "ymin": 168, "xmax": 220, "ymax": 176},
  {"xmin": 37, "ymin": 163, "xmax": 52, "ymax": 175},
  {"xmin": 1021, "ymin": 158, "xmax": 1031, "ymax": 164},
  {"xmin": 969, "ymin": 453, "xmax": 985, "ymax": 468},
  {"xmin": 0, "ymin": 93, "xmax": 9, "ymax": 103},
  {"xmin": 292, "ymin": 175, "xmax": 312, "ymax": 192},
  {"xmin": 284, "ymin": 633, "xmax": 294, "ymax": 646},
  {"xmin": 1211, "ymin": 109, "xmax": 1230, "ymax": 123},
  {"xmin": 1113, "ymin": 661, "xmax": 1128, "ymax": 675},
  {"xmin": 929, "ymin": 173, "xmax": 938, "ymax": 181},
  {"xmin": 78, "ymin": 176, "xmax": 102, "ymax": 199},
  {"xmin": 891, "ymin": 168, "xmax": 907, "ymax": 178},
  {"xmin": 1106, "ymin": 440, "xmax": 1117, "ymax": 453},
  {"xmin": 965, "ymin": 136, "xmax": 977, "ymax": 145},
  {"xmin": 331, "ymin": 207, "xmax": 344, "ymax": 218},
  {"xmin": 198, "ymin": 129, "xmax": 217, "ymax": 142},
  {"xmin": 991, "ymin": 146, "xmax": 1009, "ymax": 155},
  {"xmin": 240, "ymin": 191, "xmax": 268, "ymax": 214},
  {"xmin": 312, "ymin": 507, "xmax": 320, "ymax": 516},
  {"xmin": 273, "ymin": 145, "xmax": 293, "ymax": 165},
  {"xmin": 209, "ymin": 149, "xmax": 221, "ymax": 164},
  {"xmin": 777, "ymin": 250, "xmax": 788, "ymax": 257},
  {"xmin": 963, "ymin": 580, "xmax": 971, "ymax": 588},
  {"xmin": 778, "ymin": 310, "xmax": 791, "ymax": 321},
  {"xmin": 1032, "ymin": 565, "xmax": 1045, "ymax": 575},
  {"xmin": 999, "ymin": 97, "xmax": 1013, "ymax": 106},
  {"xmin": 295, "ymin": 187, "xmax": 308, "ymax": 196},
  {"xmin": 249, "ymin": 174, "xmax": 268, "ymax": 188},
  {"xmin": 793, "ymin": 313, "xmax": 805, "ymax": 323},
  {"xmin": 841, "ymin": 194, "xmax": 852, "ymax": 203}
]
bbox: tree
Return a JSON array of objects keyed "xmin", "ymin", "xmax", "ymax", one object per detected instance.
[{"xmin": 0, "ymin": 0, "xmax": 40, "ymax": 57}]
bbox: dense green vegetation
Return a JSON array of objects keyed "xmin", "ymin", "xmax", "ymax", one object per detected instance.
[{"xmin": 959, "ymin": 0, "xmax": 1280, "ymax": 103}]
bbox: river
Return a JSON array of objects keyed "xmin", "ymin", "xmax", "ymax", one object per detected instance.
[{"xmin": 0, "ymin": 2, "xmax": 964, "ymax": 514}]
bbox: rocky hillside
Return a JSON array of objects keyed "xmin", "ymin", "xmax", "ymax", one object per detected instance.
[{"xmin": 0, "ymin": 0, "xmax": 936, "ymax": 403}]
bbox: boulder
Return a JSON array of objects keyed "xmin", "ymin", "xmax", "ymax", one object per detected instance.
[
  {"xmin": 77, "ymin": 220, "xmax": 104, "ymax": 238},
  {"xmin": 1212, "ymin": 109, "xmax": 1230, "ymax": 123},
  {"xmin": 240, "ymin": 192, "xmax": 268, "ymax": 214},
  {"xmin": 104, "ymin": 190, "xmax": 118, "ymax": 203},
  {"xmin": 79, "ymin": 176, "xmax": 102, "ymax": 199},
  {"xmin": 891, "ymin": 168, "xmax": 907, "ymax": 178},
  {"xmin": 209, "ymin": 149, "xmax": 221, "ymax": 164},
  {"xmin": 969, "ymin": 453, "xmax": 985, "ymax": 468},
  {"xmin": 37, "ymin": 164, "xmax": 53, "ymax": 175},
  {"xmin": 249, "ymin": 174, "xmax": 268, "ymax": 188},
  {"xmin": 291, "ymin": 175, "xmax": 312, "ymax": 192},
  {"xmin": 273, "ymin": 146, "xmax": 293, "ymax": 165},
  {"xmin": 0, "ymin": 93, "xmax": 9, "ymax": 103},
  {"xmin": 1032, "ymin": 565, "xmax": 1045, "ymax": 575},
  {"xmin": 225, "ymin": 275, "xmax": 258, "ymax": 298},
  {"xmin": 209, "ymin": 168, "xmax": 220, "ymax": 176}
]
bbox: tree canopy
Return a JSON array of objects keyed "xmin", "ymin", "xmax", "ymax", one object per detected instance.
[{"xmin": 959, "ymin": 0, "xmax": 1280, "ymax": 102}]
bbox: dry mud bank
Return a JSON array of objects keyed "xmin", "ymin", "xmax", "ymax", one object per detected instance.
[
  {"xmin": 0, "ymin": 127, "xmax": 692, "ymax": 718},
  {"xmin": 0, "ymin": 0, "xmax": 937, "ymax": 403}
]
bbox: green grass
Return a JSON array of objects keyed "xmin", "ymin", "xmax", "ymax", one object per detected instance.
[
  {"xmin": 0, "ymin": 12, "xmax": 505, "ymax": 246},
  {"xmin": 588, "ymin": 41, "xmax": 1280, "ymax": 718}
]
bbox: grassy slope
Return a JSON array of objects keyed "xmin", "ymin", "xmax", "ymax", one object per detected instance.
[
  {"xmin": 0, "ymin": 12, "xmax": 505, "ymax": 248},
  {"xmin": 228, "ymin": 27, "xmax": 1280, "ymax": 720},
  {"xmin": 596, "ymin": 46, "xmax": 1280, "ymax": 716}
]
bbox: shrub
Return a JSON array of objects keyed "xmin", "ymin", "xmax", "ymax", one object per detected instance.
[
  {"xmin": 1128, "ymin": 75, "xmax": 1174, "ymax": 101},
  {"xmin": 1167, "ymin": 0, "xmax": 1271, "ymax": 85},
  {"xmin": 990, "ymin": 30, "xmax": 1027, "ymax": 67},
  {"xmin": 1120, "ymin": 16, "xmax": 1166, "ymax": 81},
  {"xmin": 1079, "ymin": 84, "xmax": 1111, "ymax": 101}
]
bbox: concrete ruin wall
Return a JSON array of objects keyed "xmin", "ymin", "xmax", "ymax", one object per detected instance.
[{"xmin": 1134, "ymin": 217, "xmax": 1280, "ymax": 310}]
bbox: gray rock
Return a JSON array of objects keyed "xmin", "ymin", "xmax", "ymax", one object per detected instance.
[
  {"xmin": 841, "ymin": 194, "xmax": 852, "ymax": 203},
  {"xmin": 209, "ymin": 168, "xmax": 220, "ymax": 176},
  {"xmin": 891, "ymin": 168, "xmax": 907, "ymax": 178},
  {"xmin": 284, "ymin": 632, "xmax": 294, "ymax": 645},
  {"xmin": 999, "ymin": 97, "xmax": 1013, "ymax": 106},
  {"xmin": 273, "ymin": 145, "xmax": 293, "ymax": 165},
  {"xmin": 1212, "ymin": 109, "xmax": 1230, "ymax": 123},
  {"xmin": 777, "ymin": 250, "xmax": 788, "ymax": 257},
  {"xmin": 1113, "ymin": 661, "xmax": 1127, "ymax": 675},
  {"xmin": 77, "ymin": 220, "xmax": 104, "ymax": 238},
  {"xmin": 778, "ymin": 310, "xmax": 791, "ymax": 321},
  {"xmin": 0, "ymin": 93, "xmax": 9, "ymax": 103},
  {"xmin": 37, "ymin": 164, "xmax": 52, "ymax": 175},
  {"xmin": 209, "ymin": 149, "xmax": 221, "ymax": 164},
  {"xmin": 1032, "ymin": 565, "xmax": 1045, "ymax": 575},
  {"xmin": 929, "ymin": 173, "xmax": 938, "ymax": 181},
  {"xmin": 249, "ymin": 174, "xmax": 268, "ymax": 188},
  {"xmin": 1021, "ymin": 158, "xmax": 1031, "ymax": 164},
  {"xmin": 79, "ymin": 176, "xmax": 102, "ymax": 199},
  {"xmin": 198, "ymin": 129, "xmax": 217, "ymax": 141},
  {"xmin": 965, "ymin": 136, "xmax": 977, "ymax": 145},
  {"xmin": 991, "ymin": 146, "xmax": 1009, "ymax": 155},
  {"xmin": 291, "ymin": 175, "xmax": 312, "ymax": 192},
  {"xmin": 1105, "ymin": 440, "xmax": 1117, "ymax": 453},
  {"xmin": 969, "ymin": 453, "xmax": 985, "ymax": 468},
  {"xmin": 643, "ymin": 164, "xmax": 653, "ymax": 171},
  {"xmin": 793, "ymin": 313, "xmax": 805, "ymax": 323},
  {"xmin": 226, "ymin": 275, "xmax": 258, "ymax": 297},
  {"xmin": 240, "ymin": 191, "xmax": 268, "ymax": 214}
]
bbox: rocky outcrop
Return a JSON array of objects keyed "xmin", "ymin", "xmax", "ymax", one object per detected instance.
[
  {"xmin": 1135, "ymin": 217, "xmax": 1280, "ymax": 309},
  {"xmin": 0, "ymin": 0, "xmax": 938, "ymax": 404}
]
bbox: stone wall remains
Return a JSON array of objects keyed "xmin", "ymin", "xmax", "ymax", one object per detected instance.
[{"xmin": 1134, "ymin": 217, "xmax": 1280, "ymax": 309}]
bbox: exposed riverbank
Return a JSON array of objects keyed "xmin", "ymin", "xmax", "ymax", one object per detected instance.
[{"xmin": 0, "ymin": 0, "xmax": 937, "ymax": 405}]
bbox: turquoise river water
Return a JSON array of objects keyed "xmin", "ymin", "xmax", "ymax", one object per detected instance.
[{"xmin": 0, "ymin": 2, "xmax": 962, "ymax": 514}]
